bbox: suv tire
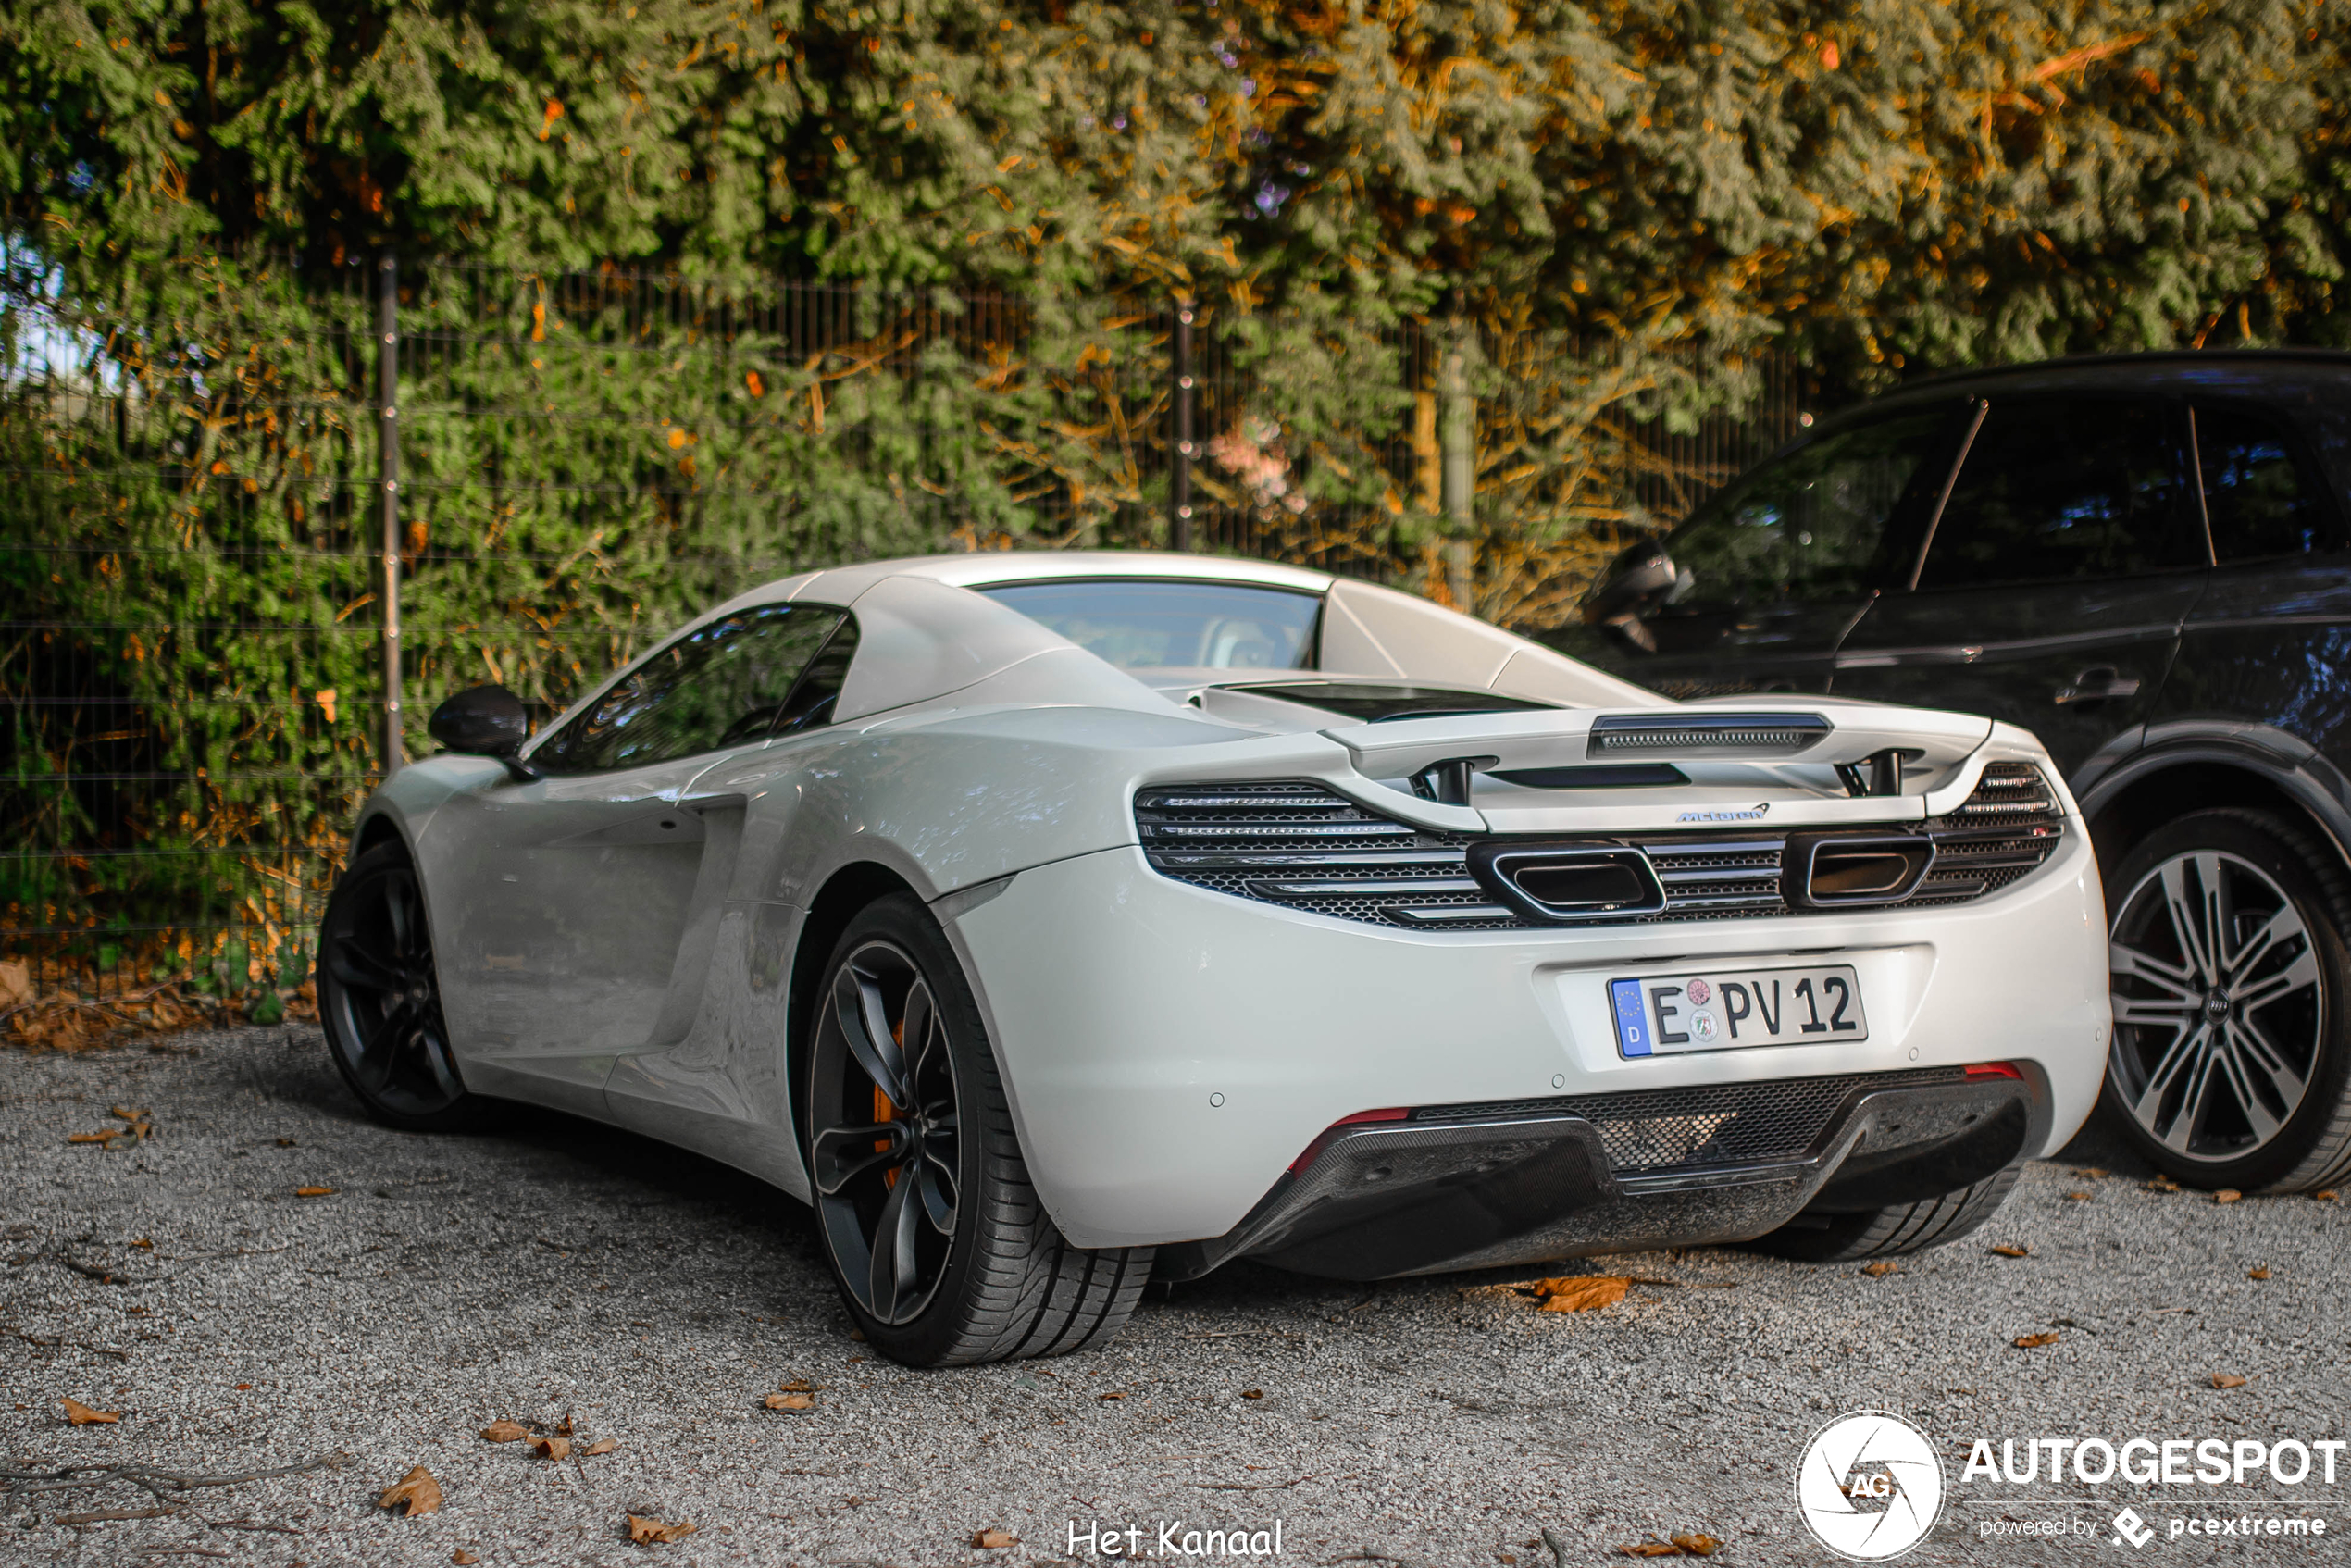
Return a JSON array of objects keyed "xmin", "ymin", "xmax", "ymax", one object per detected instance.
[{"xmin": 2103, "ymin": 808, "xmax": 2351, "ymax": 1191}]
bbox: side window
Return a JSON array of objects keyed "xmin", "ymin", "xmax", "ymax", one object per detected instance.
[
  {"xmin": 772, "ymin": 616, "xmax": 860, "ymax": 735},
  {"xmin": 1918, "ymin": 398, "xmax": 2198, "ymax": 589},
  {"xmin": 534, "ymin": 604, "xmax": 847, "ymax": 774},
  {"xmin": 2194, "ymin": 404, "xmax": 2335, "ymax": 562},
  {"xmin": 1661, "ymin": 408, "xmax": 1953, "ymax": 613}
]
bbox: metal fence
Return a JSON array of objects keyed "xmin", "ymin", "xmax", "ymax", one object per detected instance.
[{"xmin": 2, "ymin": 255, "xmax": 1809, "ymax": 1005}]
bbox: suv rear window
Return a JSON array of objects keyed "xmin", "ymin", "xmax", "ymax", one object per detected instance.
[
  {"xmin": 979, "ymin": 579, "xmax": 1321, "ymax": 669},
  {"xmin": 2194, "ymin": 403, "xmax": 2336, "ymax": 561}
]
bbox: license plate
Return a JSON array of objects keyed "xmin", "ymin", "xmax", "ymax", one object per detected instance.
[{"xmin": 1610, "ymin": 964, "xmax": 1868, "ymax": 1057}]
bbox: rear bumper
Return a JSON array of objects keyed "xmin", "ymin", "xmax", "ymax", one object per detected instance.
[
  {"xmin": 1156, "ymin": 1068, "xmax": 2043, "ymax": 1280},
  {"xmin": 949, "ymin": 829, "xmax": 2106, "ymax": 1250}
]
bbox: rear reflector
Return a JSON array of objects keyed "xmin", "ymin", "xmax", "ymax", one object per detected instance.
[
  {"xmin": 1290, "ymin": 1108, "xmax": 1412, "ymax": 1174},
  {"xmin": 1965, "ymin": 1062, "xmax": 2023, "ymax": 1080}
]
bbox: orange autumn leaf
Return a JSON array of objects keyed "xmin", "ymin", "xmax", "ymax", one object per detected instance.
[
  {"xmin": 2013, "ymin": 1331, "xmax": 2060, "ymax": 1349},
  {"xmin": 62, "ymin": 1397, "xmax": 119, "ymax": 1425},
  {"xmin": 379, "ymin": 1465, "xmax": 442, "ymax": 1517},
  {"xmin": 765, "ymin": 1392, "xmax": 814, "ymax": 1411},
  {"xmin": 973, "ymin": 1528, "xmax": 1017, "ymax": 1549},
  {"xmin": 530, "ymin": 1435, "xmax": 571, "ymax": 1461},
  {"xmin": 1861, "ymin": 1262, "xmax": 1897, "ymax": 1277},
  {"xmin": 480, "ymin": 1419, "xmax": 528, "ymax": 1442},
  {"xmin": 627, "ymin": 1514, "xmax": 696, "ymax": 1544},
  {"xmin": 2211, "ymin": 1373, "xmax": 2248, "ymax": 1389},
  {"xmin": 294, "ymin": 1186, "xmax": 336, "ymax": 1198},
  {"xmin": 583, "ymin": 1438, "xmax": 618, "ymax": 1456},
  {"xmin": 1528, "ymin": 1276, "xmax": 1630, "ymax": 1312},
  {"xmin": 1673, "ymin": 1536, "xmax": 1723, "ymax": 1556}
]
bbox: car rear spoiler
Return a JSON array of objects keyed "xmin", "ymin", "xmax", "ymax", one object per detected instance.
[{"xmin": 1318, "ymin": 698, "xmax": 2004, "ymax": 835}]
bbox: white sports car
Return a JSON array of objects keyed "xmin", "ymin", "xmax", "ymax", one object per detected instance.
[{"xmin": 322, "ymin": 552, "xmax": 2108, "ymax": 1366}]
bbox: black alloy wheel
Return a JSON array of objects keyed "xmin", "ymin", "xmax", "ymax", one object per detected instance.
[
  {"xmin": 802, "ymin": 894, "xmax": 1155, "ymax": 1366},
  {"xmin": 318, "ymin": 841, "xmax": 483, "ymax": 1131},
  {"xmin": 808, "ymin": 935, "xmax": 964, "ymax": 1326},
  {"xmin": 2104, "ymin": 810, "xmax": 2351, "ymax": 1191}
]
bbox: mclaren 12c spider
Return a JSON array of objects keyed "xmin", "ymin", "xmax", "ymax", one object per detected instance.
[{"xmin": 321, "ymin": 552, "xmax": 2108, "ymax": 1365}]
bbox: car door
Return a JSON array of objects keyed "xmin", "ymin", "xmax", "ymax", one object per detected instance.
[
  {"xmin": 423, "ymin": 601, "xmax": 847, "ymax": 1112},
  {"xmin": 1830, "ymin": 394, "xmax": 2208, "ymax": 778},
  {"xmin": 1553, "ymin": 403, "xmax": 1966, "ymax": 697},
  {"xmin": 2154, "ymin": 397, "xmax": 2351, "ymax": 769}
]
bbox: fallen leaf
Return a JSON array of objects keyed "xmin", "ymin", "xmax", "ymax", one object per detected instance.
[
  {"xmin": 1529, "ymin": 1276, "xmax": 1630, "ymax": 1312},
  {"xmin": 2065, "ymin": 1191, "xmax": 2093, "ymax": 1201},
  {"xmin": 2148, "ymin": 1174, "xmax": 2183, "ymax": 1192},
  {"xmin": 294, "ymin": 1186, "xmax": 335, "ymax": 1198},
  {"xmin": 626, "ymin": 1513, "xmax": 696, "ymax": 1545},
  {"xmin": 1672, "ymin": 1536, "xmax": 1723, "ymax": 1557},
  {"xmin": 61, "ymin": 1397, "xmax": 119, "ymax": 1425},
  {"xmin": 1097, "ymin": 1390, "xmax": 1126, "ymax": 1401},
  {"xmin": 1619, "ymin": 1542, "xmax": 1682, "ymax": 1558},
  {"xmin": 1861, "ymin": 1262, "xmax": 1898, "ymax": 1277},
  {"xmin": 2316, "ymin": 1189, "xmax": 2340, "ymax": 1202},
  {"xmin": 2084, "ymin": 1166, "xmax": 2109, "ymax": 1178},
  {"xmin": 379, "ymin": 1465, "xmax": 442, "ymax": 1517},
  {"xmin": 2211, "ymin": 1374, "xmax": 2248, "ymax": 1389},
  {"xmin": 583, "ymin": 1438, "xmax": 618, "ymax": 1456},
  {"xmin": 973, "ymin": 1528, "xmax": 1017, "ymax": 1549},
  {"xmin": 454, "ymin": 1552, "xmax": 479, "ymax": 1565},
  {"xmin": 0, "ymin": 959, "xmax": 28, "ymax": 1007},
  {"xmin": 765, "ymin": 1393, "xmax": 814, "ymax": 1412},
  {"xmin": 1240, "ymin": 1388, "xmax": 1264, "ymax": 1400},
  {"xmin": 2215, "ymin": 1188, "xmax": 2243, "ymax": 1204},
  {"xmin": 2248, "ymin": 1267, "xmax": 2271, "ymax": 1281},
  {"xmin": 529, "ymin": 1435, "xmax": 571, "ymax": 1461},
  {"xmin": 131, "ymin": 1238, "xmax": 153, "ymax": 1250},
  {"xmin": 1988, "ymin": 1244, "xmax": 2030, "ymax": 1258},
  {"xmin": 2013, "ymin": 1332, "xmax": 2060, "ymax": 1349},
  {"xmin": 480, "ymin": 1419, "xmax": 528, "ymax": 1442},
  {"xmin": 777, "ymin": 1378, "xmax": 815, "ymax": 1393}
]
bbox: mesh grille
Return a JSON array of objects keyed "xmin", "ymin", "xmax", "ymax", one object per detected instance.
[
  {"xmin": 1136, "ymin": 763, "xmax": 2062, "ymax": 932},
  {"xmin": 1412, "ymin": 1067, "xmax": 1970, "ymax": 1174}
]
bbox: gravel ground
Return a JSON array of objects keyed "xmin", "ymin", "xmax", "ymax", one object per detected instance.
[{"xmin": 3, "ymin": 1025, "xmax": 2348, "ymax": 1567}]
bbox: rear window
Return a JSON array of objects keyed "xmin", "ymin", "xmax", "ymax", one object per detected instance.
[{"xmin": 979, "ymin": 579, "xmax": 1322, "ymax": 670}]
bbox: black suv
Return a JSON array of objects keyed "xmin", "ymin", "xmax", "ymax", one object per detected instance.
[{"xmin": 1555, "ymin": 350, "xmax": 2351, "ymax": 1195}]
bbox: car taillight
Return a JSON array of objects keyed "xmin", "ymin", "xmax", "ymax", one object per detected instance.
[{"xmin": 1965, "ymin": 1062, "xmax": 2023, "ymax": 1080}]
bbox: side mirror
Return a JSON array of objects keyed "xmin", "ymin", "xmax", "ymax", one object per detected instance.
[
  {"xmin": 428, "ymin": 685, "xmax": 536, "ymax": 776},
  {"xmin": 1582, "ymin": 540, "xmax": 1681, "ymax": 652}
]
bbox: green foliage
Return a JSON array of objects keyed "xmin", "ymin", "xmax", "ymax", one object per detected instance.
[{"xmin": 4, "ymin": 1, "xmax": 2347, "ymax": 967}]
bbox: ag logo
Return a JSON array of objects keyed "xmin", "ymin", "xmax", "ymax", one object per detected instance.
[{"xmin": 1795, "ymin": 1411, "xmax": 1945, "ymax": 1560}]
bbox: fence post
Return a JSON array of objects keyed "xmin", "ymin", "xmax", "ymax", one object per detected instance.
[
  {"xmin": 1438, "ymin": 317, "xmax": 1475, "ymax": 612},
  {"xmin": 377, "ymin": 254, "xmax": 404, "ymax": 772},
  {"xmin": 1170, "ymin": 301, "xmax": 1195, "ymax": 552}
]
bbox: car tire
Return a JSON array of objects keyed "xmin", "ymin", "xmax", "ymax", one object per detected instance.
[
  {"xmin": 317, "ymin": 840, "xmax": 491, "ymax": 1133},
  {"xmin": 2103, "ymin": 808, "xmax": 2351, "ymax": 1192},
  {"xmin": 1741, "ymin": 1168, "xmax": 2021, "ymax": 1263},
  {"xmin": 803, "ymin": 893, "xmax": 1153, "ymax": 1367}
]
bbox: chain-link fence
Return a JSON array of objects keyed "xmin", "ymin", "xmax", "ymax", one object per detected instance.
[{"xmin": 3, "ymin": 253, "xmax": 1809, "ymax": 1023}]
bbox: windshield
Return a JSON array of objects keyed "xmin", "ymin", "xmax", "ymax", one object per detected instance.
[{"xmin": 979, "ymin": 579, "xmax": 1322, "ymax": 670}]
